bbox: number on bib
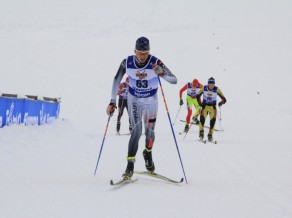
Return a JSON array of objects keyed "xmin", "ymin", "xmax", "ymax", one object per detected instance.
[{"xmin": 136, "ymin": 80, "xmax": 148, "ymax": 88}]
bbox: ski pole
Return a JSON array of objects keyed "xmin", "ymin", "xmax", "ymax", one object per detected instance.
[
  {"xmin": 183, "ymin": 121, "xmax": 192, "ymax": 140},
  {"xmin": 218, "ymin": 106, "xmax": 224, "ymax": 131},
  {"xmin": 94, "ymin": 116, "xmax": 111, "ymax": 175},
  {"xmin": 172, "ymin": 106, "xmax": 181, "ymax": 126},
  {"xmin": 158, "ymin": 76, "xmax": 188, "ymax": 184}
]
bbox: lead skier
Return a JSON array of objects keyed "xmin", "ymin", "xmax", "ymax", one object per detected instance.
[{"xmin": 106, "ymin": 36, "xmax": 177, "ymax": 179}]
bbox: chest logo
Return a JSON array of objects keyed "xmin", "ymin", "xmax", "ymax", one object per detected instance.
[
  {"xmin": 136, "ymin": 69, "xmax": 147, "ymax": 80},
  {"xmin": 207, "ymin": 91, "xmax": 213, "ymax": 97}
]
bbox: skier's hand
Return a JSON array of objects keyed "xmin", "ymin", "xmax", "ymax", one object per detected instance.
[
  {"xmin": 198, "ymin": 100, "xmax": 202, "ymax": 107},
  {"xmin": 153, "ymin": 63, "xmax": 164, "ymax": 76},
  {"xmin": 197, "ymin": 97, "xmax": 203, "ymax": 107},
  {"xmin": 218, "ymin": 101, "xmax": 223, "ymax": 107},
  {"xmin": 179, "ymin": 99, "xmax": 184, "ymax": 106},
  {"xmin": 106, "ymin": 103, "xmax": 117, "ymax": 117}
]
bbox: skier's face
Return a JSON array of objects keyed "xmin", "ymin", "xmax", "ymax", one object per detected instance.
[
  {"xmin": 135, "ymin": 50, "xmax": 150, "ymax": 63},
  {"xmin": 208, "ymin": 84, "xmax": 215, "ymax": 90}
]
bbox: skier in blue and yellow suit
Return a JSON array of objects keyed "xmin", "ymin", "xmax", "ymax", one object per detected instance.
[{"xmin": 196, "ymin": 77, "xmax": 226, "ymax": 142}]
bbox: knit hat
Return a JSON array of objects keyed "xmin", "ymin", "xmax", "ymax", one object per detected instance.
[
  {"xmin": 135, "ymin": 37, "xmax": 150, "ymax": 51},
  {"xmin": 193, "ymin": 79, "xmax": 198, "ymax": 86},
  {"xmin": 208, "ymin": 77, "xmax": 215, "ymax": 84}
]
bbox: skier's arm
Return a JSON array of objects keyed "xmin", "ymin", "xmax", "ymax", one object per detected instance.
[
  {"xmin": 154, "ymin": 60, "xmax": 177, "ymax": 84},
  {"xmin": 217, "ymin": 88, "xmax": 227, "ymax": 106},
  {"xmin": 179, "ymin": 84, "xmax": 187, "ymax": 99},
  {"xmin": 196, "ymin": 88, "xmax": 204, "ymax": 106},
  {"xmin": 110, "ymin": 59, "xmax": 126, "ymax": 104}
]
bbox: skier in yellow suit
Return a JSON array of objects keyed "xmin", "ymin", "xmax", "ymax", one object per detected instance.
[{"xmin": 196, "ymin": 77, "xmax": 226, "ymax": 142}]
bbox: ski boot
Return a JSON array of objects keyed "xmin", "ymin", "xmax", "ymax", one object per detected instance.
[
  {"xmin": 192, "ymin": 116, "xmax": 199, "ymax": 125},
  {"xmin": 143, "ymin": 149, "xmax": 155, "ymax": 172},
  {"xmin": 207, "ymin": 133, "xmax": 213, "ymax": 142},
  {"xmin": 122, "ymin": 161, "xmax": 134, "ymax": 180},
  {"xmin": 184, "ymin": 124, "xmax": 190, "ymax": 133},
  {"xmin": 199, "ymin": 130, "xmax": 204, "ymax": 140}
]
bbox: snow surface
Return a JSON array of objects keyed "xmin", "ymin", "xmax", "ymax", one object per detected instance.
[{"xmin": 1, "ymin": 0, "xmax": 292, "ymax": 217}]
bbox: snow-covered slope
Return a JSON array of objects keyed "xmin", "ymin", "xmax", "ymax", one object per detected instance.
[{"xmin": 1, "ymin": 1, "xmax": 292, "ymax": 218}]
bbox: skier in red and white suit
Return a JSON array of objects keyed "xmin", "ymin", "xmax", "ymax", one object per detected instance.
[
  {"xmin": 179, "ymin": 79, "xmax": 203, "ymax": 132},
  {"xmin": 116, "ymin": 77, "xmax": 132, "ymax": 134}
]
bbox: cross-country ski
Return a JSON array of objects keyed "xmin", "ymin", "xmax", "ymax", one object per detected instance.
[
  {"xmin": 110, "ymin": 178, "xmax": 138, "ymax": 186},
  {"xmin": 180, "ymin": 120, "xmax": 220, "ymax": 131},
  {"xmin": 134, "ymin": 171, "xmax": 184, "ymax": 184}
]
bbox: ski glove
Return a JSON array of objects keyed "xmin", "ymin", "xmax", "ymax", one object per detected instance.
[
  {"xmin": 179, "ymin": 99, "xmax": 184, "ymax": 106},
  {"xmin": 153, "ymin": 63, "xmax": 164, "ymax": 76},
  {"xmin": 218, "ymin": 101, "xmax": 223, "ymax": 107},
  {"xmin": 106, "ymin": 103, "xmax": 117, "ymax": 117}
]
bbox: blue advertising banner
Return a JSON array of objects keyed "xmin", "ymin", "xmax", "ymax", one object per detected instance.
[{"xmin": 0, "ymin": 97, "xmax": 60, "ymax": 128}]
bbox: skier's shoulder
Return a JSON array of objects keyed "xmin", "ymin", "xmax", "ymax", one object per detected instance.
[
  {"xmin": 216, "ymin": 87, "xmax": 225, "ymax": 96},
  {"xmin": 125, "ymin": 55, "xmax": 135, "ymax": 67},
  {"xmin": 180, "ymin": 83, "xmax": 188, "ymax": 92},
  {"xmin": 120, "ymin": 58, "xmax": 127, "ymax": 67},
  {"xmin": 152, "ymin": 55, "xmax": 162, "ymax": 65}
]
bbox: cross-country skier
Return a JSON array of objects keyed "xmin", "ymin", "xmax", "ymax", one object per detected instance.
[
  {"xmin": 106, "ymin": 36, "xmax": 177, "ymax": 179},
  {"xmin": 116, "ymin": 76, "xmax": 132, "ymax": 134},
  {"xmin": 196, "ymin": 77, "xmax": 226, "ymax": 142},
  {"xmin": 179, "ymin": 79, "xmax": 203, "ymax": 133}
]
